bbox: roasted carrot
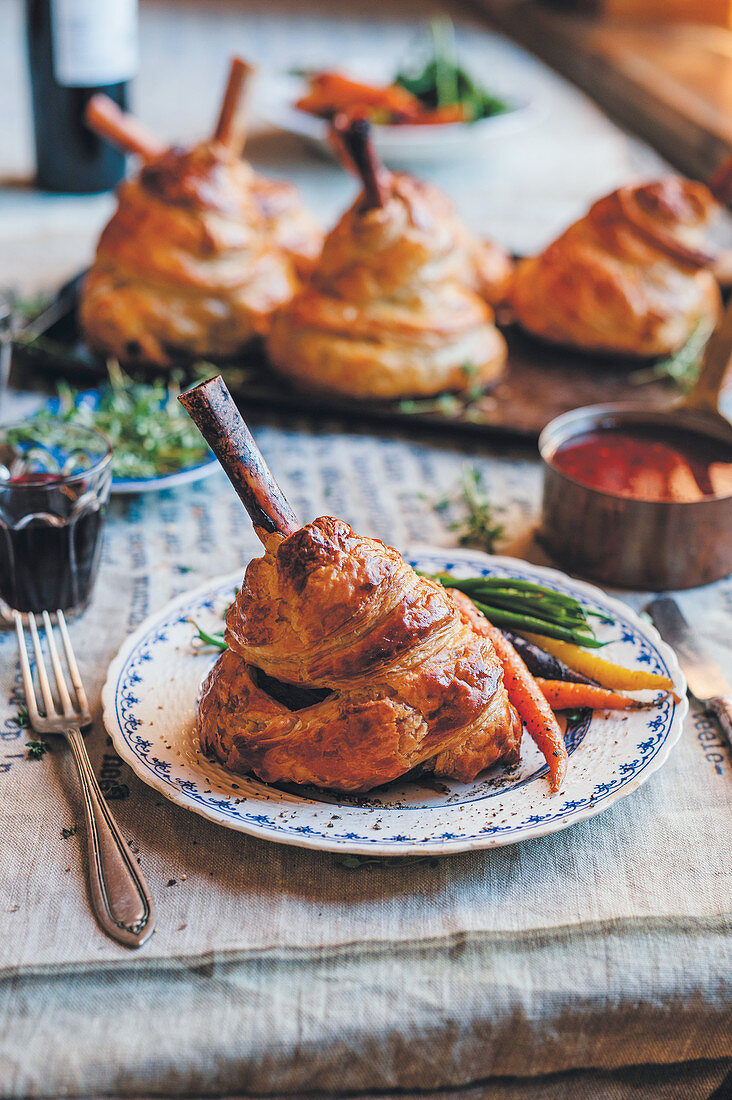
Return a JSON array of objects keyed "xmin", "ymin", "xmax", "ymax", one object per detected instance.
[
  {"xmin": 408, "ymin": 104, "xmax": 468, "ymax": 125},
  {"xmin": 535, "ymin": 679, "xmax": 662, "ymax": 711},
  {"xmin": 521, "ymin": 632, "xmax": 675, "ymax": 693},
  {"xmin": 296, "ymin": 73, "xmax": 421, "ymax": 122},
  {"xmin": 483, "ymin": 621, "xmax": 568, "ymax": 792}
]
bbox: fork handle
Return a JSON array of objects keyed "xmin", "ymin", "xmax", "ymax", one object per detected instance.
[{"xmin": 65, "ymin": 727, "xmax": 156, "ymax": 948}]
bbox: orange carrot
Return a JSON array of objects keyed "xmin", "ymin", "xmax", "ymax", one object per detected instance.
[
  {"xmin": 296, "ymin": 73, "xmax": 421, "ymax": 122},
  {"xmin": 484, "ymin": 621, "xmax": 568, "ymax": 793},
  {"xmin": 535, "ymin": 679, "xmax": 660, "ymax": 711}
]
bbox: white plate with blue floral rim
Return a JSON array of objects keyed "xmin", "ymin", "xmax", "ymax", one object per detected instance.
[
  {"xmin": 260, "ymin": 64, "xmax": 541, "ymax": 167},
  {"xmin": 101, "ymin": 549, "xmax": 687, "ymax": 855},
  {"xmin": 109, "ymin": 459, "xmax": 220, "ymax": 496}
]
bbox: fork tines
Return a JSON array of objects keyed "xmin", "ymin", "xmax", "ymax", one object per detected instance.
[{"xmin": 15, "ymin": 610, "xmax": 91, "ymax": 729}]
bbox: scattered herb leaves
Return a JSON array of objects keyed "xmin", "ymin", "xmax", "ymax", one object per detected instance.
[
  {"xmin": 60, "ymin": 825, "xmax": 77, "ymax": 839},
  {"xmin": 630, "ymin": 321, "xmax": 710, "ymax": 392},
  {"xmin": 448, "ymin": 465, "xmax": 505, "ymax": 553},
  {"xmin": 190, "ymin": 618, "xmax": 228, "ymax": 651},
  {"xmin": 26, "ymin": 739, "xmax": 49, "ymax": 760},
  {"xmin": 31, "ymin": 362, "xmax": 212, "ymax": 480}
]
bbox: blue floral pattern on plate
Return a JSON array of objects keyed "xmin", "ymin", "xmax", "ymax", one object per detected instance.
[{"xmin": 102, "ymin": 550, "xmax": 687, "ymax": 855}]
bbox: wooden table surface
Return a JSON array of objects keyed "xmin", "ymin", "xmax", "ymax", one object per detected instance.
[{"xmin": 474, "ymin": 0, "xmax": 732, "ymax": 184}]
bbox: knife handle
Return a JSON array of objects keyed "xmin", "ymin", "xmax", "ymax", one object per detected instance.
[{"xmin": 709, "ymin": 697, "xmax": 732, "ymax": 748}]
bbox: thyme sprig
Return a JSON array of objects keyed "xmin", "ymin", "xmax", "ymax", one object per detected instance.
[
  {"xmin": 34, "ymin": 363, "xmax": 212, "ymax": 480},
  {"xmin": 433, "ymin": 466, "xmax": 505, "ymax": 554}
]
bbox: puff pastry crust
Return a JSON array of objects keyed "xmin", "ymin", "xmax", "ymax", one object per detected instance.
[
  {"xmin": 267, "ymin": 173, "xmax": 509, "ymax": 399},
  {"xmin": 510, "ymin": 178, "xmax": 721, "ymax": 357},
  {"xmin": 80, "ymin": 143, "xmax": 321, "ymax": 365},
  {"xmin": 197, "ymin": 517, "xmax": 522, "ymax": 792}
]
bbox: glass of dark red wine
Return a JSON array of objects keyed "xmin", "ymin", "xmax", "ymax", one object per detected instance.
[{"xmin": 0, "ymin": 420, "xmax": 112, "ymax": 618}]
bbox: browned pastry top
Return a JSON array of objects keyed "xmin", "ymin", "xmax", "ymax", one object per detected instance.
[
  {"xmin": 79, "ymin": 140, "xmax": 320, "ymax": 364},
  {"xmin": 510, "ymin": 176, "xmax": 721, "ymax": 357},
  {"xmin": 197, "ymin": 517, "xmax": 521, "ymax": 791},
  {"xmin": 138, "ymin": 142, "xmax": 257, "ymax": 214},
  {"xmin": 588, "ymin": 178, "xmax": 717, "ymax": 269},
  {"xmin": 266, "ymin": 171, "xmax": 508, "ymax": 398},
  {"xmin": 315, "ymin": 171, "xmax": 510, "ymax": 303}
]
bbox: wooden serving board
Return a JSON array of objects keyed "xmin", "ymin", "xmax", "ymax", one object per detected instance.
[
  {"xmin": 472, "ymin": 0, "xmax": 732, "ymax": 185},
  {"xmin": 12, "ymin": 271, "xmax": 677, "ymax": 442}
]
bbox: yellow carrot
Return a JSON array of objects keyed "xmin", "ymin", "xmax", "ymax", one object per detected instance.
[{"xmin": 522, "ymin": 633, "xmax": 675, "ymax": 692}]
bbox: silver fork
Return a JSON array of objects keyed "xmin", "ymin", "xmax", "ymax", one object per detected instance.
[{"xmin": 15, "ymin": 609, "xmax": 155, "ymax": 948}]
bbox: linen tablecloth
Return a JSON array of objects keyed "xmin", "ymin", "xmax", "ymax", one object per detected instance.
[
  {"xmin": 1, "ymin": 1, "xmax": 731, "ymax": 1096},
  {"xmin": 1, "ymin": 414, "xmax": 731, "ymax": 1098}
]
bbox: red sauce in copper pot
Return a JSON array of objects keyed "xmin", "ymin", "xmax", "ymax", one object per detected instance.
[{"xmin": 550, "ymin": 427, "xmax": 732, "ymax": 503}]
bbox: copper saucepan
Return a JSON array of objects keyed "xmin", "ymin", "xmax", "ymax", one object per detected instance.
[{"xmin": 538, "ymin": 299, "xmax": 732, "ymax": 590}]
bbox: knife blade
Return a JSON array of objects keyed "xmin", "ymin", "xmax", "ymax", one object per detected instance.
[{"xmin": 646, "ymin": 595, "xmax": 732, "ymax": 746}]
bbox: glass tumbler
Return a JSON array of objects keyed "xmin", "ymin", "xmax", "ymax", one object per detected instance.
[{"xmin": 0, "ymin": 420, "xmax": 112, "ymax": 616}]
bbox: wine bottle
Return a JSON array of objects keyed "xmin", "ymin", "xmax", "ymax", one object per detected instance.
[{"xmin": 26, "ymin": 0, "xmax": 139, "ymax": 193}]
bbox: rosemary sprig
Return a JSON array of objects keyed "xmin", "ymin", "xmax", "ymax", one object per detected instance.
[{"xmin": 190, "ymin": 619, "xmax": 228, "ymax": 651}]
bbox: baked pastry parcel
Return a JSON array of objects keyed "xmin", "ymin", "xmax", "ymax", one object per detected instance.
[
  {"xmin": 79, "ymin": 62, "xmax": 321, "ymax": 366},
  {"xmin": 267, "ymin": 118, "xmax": 510, "ymax": 400},
  {"xmin": 510, "ymin": 178, "xmax": 721, "ymax": 357},
  {"xmin": 81, "ymin": 143, "xmax": 318, "ymax": 365},
  {"xmin": 197, "ymin": 517, "xmax": 522, "ymax": 792}
]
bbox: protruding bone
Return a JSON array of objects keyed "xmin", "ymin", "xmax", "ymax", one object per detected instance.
[
  {"xmin": 332, "ymin": 116, "xmax": 388, "ymax": 211},
  {"xmin": 85, "ymin": 95, "xmax": 164, "ymax": 160},
  {"xmin": 178, "ymin": 376, "xmax": 299, "ymax": 542},
  {"xmin": 213, "ymin": 57, "xmax": 257, "ymax": 155}
]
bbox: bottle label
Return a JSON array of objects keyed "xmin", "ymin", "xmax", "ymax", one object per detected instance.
[{"xmin": 51, "ymin": 0, "xmax": 138, "ymax": 87}]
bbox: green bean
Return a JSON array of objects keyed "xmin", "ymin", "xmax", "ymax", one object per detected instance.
[
  {"xmin": 469, "ymin": 593, "xmax": 588, "ymax": 628},
  {"xmin": 417, "ymin": 571, "xmax": 608, "ymax": 645},
  {"xmin": 470, "ymin": 603, "xmax": 606, "ymax": 647}
]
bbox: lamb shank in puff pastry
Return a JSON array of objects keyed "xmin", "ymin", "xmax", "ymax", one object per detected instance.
[
  {"xmin": 180, "ymin": 377, "xmax": 523, "ymax": 794},
  {"xmin": 80, "ymin": 60, "xmax": 321, "ymax": 366},
  {"xmin": 267, "ymin": 119, "xmax": 510, "ymax": 400},
  {"xmin": 510, "ymin": 178, "xmax": 721, "ymax": 357}
]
